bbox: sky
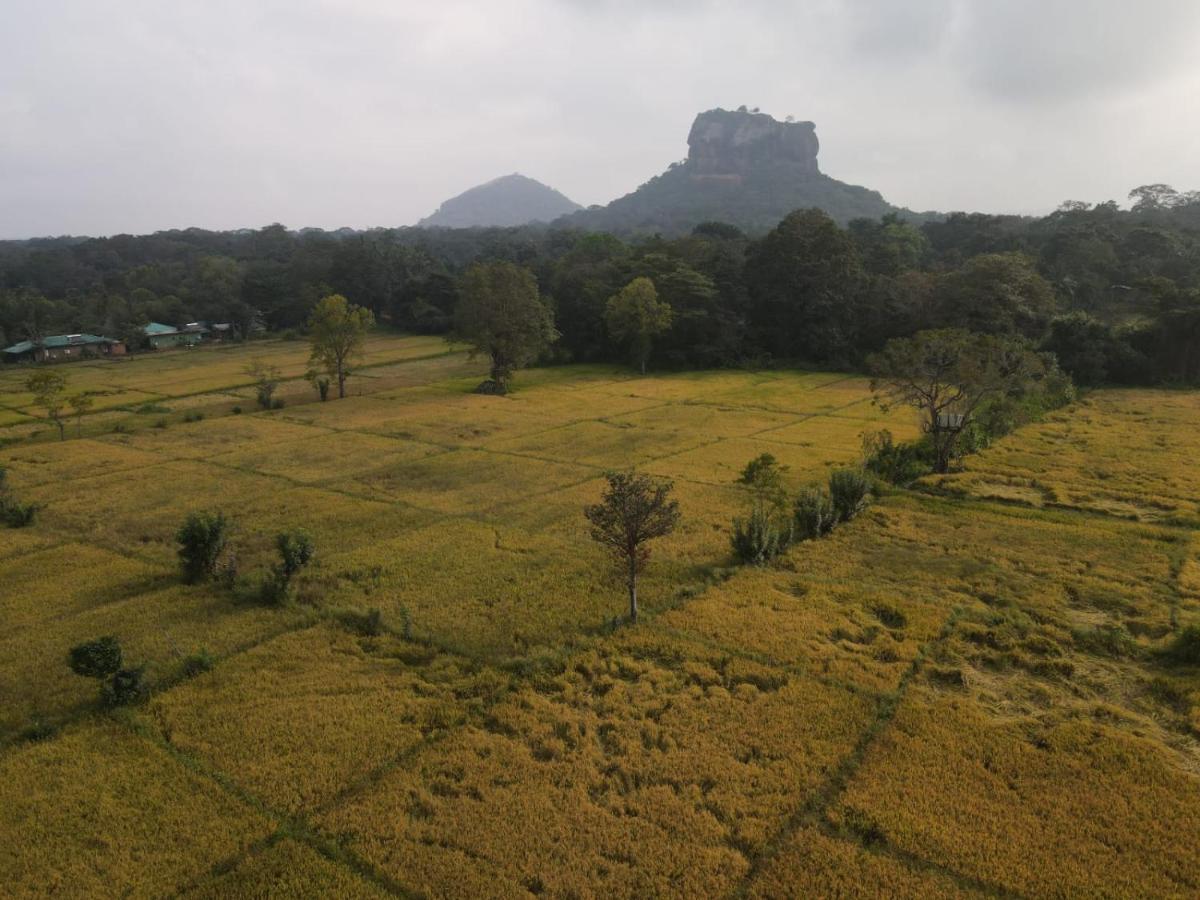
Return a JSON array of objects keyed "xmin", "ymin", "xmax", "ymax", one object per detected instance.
[{"xmin": 2, "ymin": 0, "xmax": 1200, "ymax": 238}]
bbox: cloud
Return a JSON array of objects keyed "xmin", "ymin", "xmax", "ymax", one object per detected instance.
[{"xmin": 0, "ymin": 0, "xmax": 1198, "ymax": 237}]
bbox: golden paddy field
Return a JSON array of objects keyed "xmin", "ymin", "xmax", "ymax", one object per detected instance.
[{"xmin": 1, "ymin": 335, "xmax": 1198, "ymax": 898}]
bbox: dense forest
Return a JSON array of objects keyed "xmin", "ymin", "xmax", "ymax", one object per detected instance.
[{"xmin": 2, "ymin": 183, "xmax": 1198, "ymax": 385}]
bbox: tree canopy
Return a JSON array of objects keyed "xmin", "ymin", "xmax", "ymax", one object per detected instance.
[
  {"xmin": 454, "ymin": 261, "xmax": 558, "ymax": 394},
  {"xmin": 604, "ymin": 277, "xmax": 672, "ymax": 374},
  {"xmin": 307, "ymin": 293, "xmax": 375, "ymax": 399}
]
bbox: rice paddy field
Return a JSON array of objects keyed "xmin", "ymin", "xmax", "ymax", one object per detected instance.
[{"xmin": 1, "ymin": 335, "xmax": 1198, "ymax": 898}]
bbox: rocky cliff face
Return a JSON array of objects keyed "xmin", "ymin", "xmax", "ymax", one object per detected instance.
[
  {"xmin": 686, "ymin": 109, "xmax": 820, "ymax": 177},
  {"xmin": 559, "ymin": 107, "xmax": 918, "ymax": 235}
]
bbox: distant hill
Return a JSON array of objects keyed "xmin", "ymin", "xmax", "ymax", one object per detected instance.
[
  {"xmin": 419, "ymin": 173, "xmax": 581, "ymax": 228},
  {"xmin": 560, "ymin": 108, "xmax": 933, "ymax": 235}
]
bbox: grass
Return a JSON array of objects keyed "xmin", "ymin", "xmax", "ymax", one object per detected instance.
[{"xmin": 1, "ymin": 334, "xmax": 1198, "ymax": 897}]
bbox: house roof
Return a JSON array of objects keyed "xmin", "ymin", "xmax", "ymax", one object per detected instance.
[
  {"xmin": 145, "ymin": 322, "xmax": 178, "ymax": 335},
  {"xmin": 3, "ymin": 333, "xmax": 120, "ymax": 354}
]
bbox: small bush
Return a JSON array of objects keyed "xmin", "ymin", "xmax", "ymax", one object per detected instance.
[
  {"xmin": 261, "ymin": 529, "xmax": 315, "ymax": 604},
  {"xmin": 0, "ymin": 497, "xmax": 39, "ymax": 528},
  {"xmin": 738, "ymin": 453, "xmax": 789, "ymax": 508},
  {"xmin": 731, "ymin": 504, "xmax": 791, "ymax": 565},
  {"xmin": 176, "ymin": 511, "xmax": 229, "ymax": 584},
  {"xmin": 872, "ymin": 604, "xmax": 908, "ymax": 630},
  {"xmin": 1162, "ymin": 625, "xmax": 1200, "ymax": 666},
  {"xmin": 793, "ymin": 487, "xmax": 836, "ymax": 541},
  {"xmin": 364, "ymin": 607, "xmax": 384, "ymax": 637},
  {"xmin": 272, "ymin": 398, "xmax": 286, "ymax": 410},
  {"xmin": 181, "ymin": 649, "xmax": 215, "ymax": 678},
  {"xmin": 154, "ymin": 418, "xmax": 168, "ymax": 429},
  {"xmin": 102, "ymin": 667, "xmax": 147, "ymax": 706},
  {"xmin": 862, "ymin": 430, "xmax": 932, "ymax": 485},
  {"xmin": 68, "ymin": 636, "xmax": 123, "ymax": 679},
  {"xmin": 829, "ymin": 468, "xmax": 871, "ymax": 523},
  {"xmin": 231, "ymin": 405, "xmax": 243, "ymax": 415},
  {"xmin": 183, "ymin": 411, "xmax": 205, "ymax": 423}
]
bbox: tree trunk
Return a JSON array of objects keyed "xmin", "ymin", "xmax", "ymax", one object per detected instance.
[
  {"xmin": 640, "ymin": 356, "xmax": 646, "ymax": 375},
  {"xmin": 337, "ymin": 365, "xmax": 346, "ymax": 399},
  {"xmin": 627, "ymin": 556, "xmax": 638, "ymax": 623},
  {"xmin": 56, "ymin": 419, "xmax": 65, "ymax": 441}
]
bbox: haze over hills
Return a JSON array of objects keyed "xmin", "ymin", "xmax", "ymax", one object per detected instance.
[
  {"xmin": 418, "ymin": 173, "xmax": 582, "ymax": 228},
  {"xmin": 559, "ymin": 107, "xmax": 933, "ymax": 235}
]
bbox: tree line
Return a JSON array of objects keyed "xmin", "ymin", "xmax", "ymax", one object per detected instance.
[{"xmin": 2, "ymin": 184, "xmax": 1198, "ymax": 385}]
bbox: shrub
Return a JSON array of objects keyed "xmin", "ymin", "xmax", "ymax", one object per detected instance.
[
  {"xmin": 102, "ymin": 667, "xmax": 146, "ymax": 706},
  {"xmin": 1162, "ymin": 625, "xmax": 1200, "ymax": 666},
  {"xmin": 862, "ymin": 430, "xmax": 932, "ymax": 485},
  {"xmin": 793, "ymin": 487, "xmax": 836, "ymax": 540},
  {"xmin": 262, "ymin": 529, "xmax": 315, "ymax": 604},
  {"xmin": 69, "ymin": 636, "xmax": 144, "ymax": 705},
  {"xmin": 829, "ymin": 468, "xmax": 871, "ymax": 523},
  {"xmin": 183, "ymin": 411, "xmax": 205, "ymax": 423},
  {"xmin": 180, "ymin": 648, "xmax": 215, "ymax": 678},
  {"xmin": 738, "ymin": 453, "xmax": 788, "ymax": 509},
  {"xmin": 68, "ymin": 636, "xmax": 123, "ymax": 679},
  {"xmin": 231, "ymin": 405, "xmax": 243, "ymax": 415},
  {"xmin": 0, "ymin": 497, "xmax": 39, "ymax": 528},
  {"xmin": 176, "ymin": 511, "xmax": 229, "ymax": 584},
  {"xmin": 731, "ymin": 503, "xmax": 791, "ymax": 565}
]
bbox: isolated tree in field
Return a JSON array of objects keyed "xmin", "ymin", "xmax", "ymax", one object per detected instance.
[
  {"xmin": 68, "ymin": 392, "xmax": 94, "ymax": 437},
  {"xmin": 454, "ymin": 261, "xmax": 558, "ymax": 394},
  {"xmin": 584, "ymin": 470, "xmax": 680, "ymax": 624},
  {"xmin": 308, "ymin": 293, "xmax": 374, "ymax": 399},
  {"xmin": 605, "ymin": 277, "xmax": 672, "ymax": 374},
  {"xmin": 738, "ymin": 452, "xmax": 789, "ymax": 511},
  {"xmin": 245, "ymin": 360, "xmax": 282, "ymax": 409},
  {"xmin": 176, "ymin": 511, "xmax": 230, "ymax": 584},
  {"xmin": 263, "ymin": 529, "xmax": 315, "ymax": 603},
  {"xmin": 26, "ymin": 370, "xmax": 68, "ymax": 440},
  {"xmin": 868, "ymin": 329, "xmax": 1049, "ymax": 474}
]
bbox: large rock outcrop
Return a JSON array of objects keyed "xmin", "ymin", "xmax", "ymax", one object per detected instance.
[
  {"xmin": 686, "ymin": 108, "xmax": 819, "ymax": 177},
  {"xmin": 561, "ymin": 108, "xmax": 929, "ymax": 235}
]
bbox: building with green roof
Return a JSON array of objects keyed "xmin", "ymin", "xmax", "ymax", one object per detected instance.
[{"xmin": 2, "ymin": 333, "xmax": 126, "ymax": 364}]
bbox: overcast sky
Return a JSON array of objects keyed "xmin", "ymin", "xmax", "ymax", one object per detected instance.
[{"xmin": 3, "ymin": 0, "xmax": 1200, "ymax": 238}]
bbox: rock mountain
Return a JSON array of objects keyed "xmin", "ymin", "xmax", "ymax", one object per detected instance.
[
  {"xmin": 561, "ymin": 107, "xmax": 927, "ymax": 234},
  {"xmin": 418, "ymin": 173, "xmax": 581, "ymax": 228}
]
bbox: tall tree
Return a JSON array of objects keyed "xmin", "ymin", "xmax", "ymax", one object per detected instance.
[
  {"xmin": 307, "ymin": 293, "xmax": 375, "ymax": 399},
  {"xmin": 584, "ymin": 470, "xmax": 680, "ymax": 624},
  {"xmin": 26, "ymin": 370, "xmax": 69, "ymax": 441},
  {"xmin": 453, "ymin": 261, "xmax": 558, "ymax": 394},
  {"xmin": 868, "ymin": 329, "xmax": 1050, "ymax": 473},
  {"xmin": 604, "ymin": 277, "xmax": 673, "ymax": 374},
  {"xmin": 745, "ymin": 209, "xmax": 865, "ymax": 362}
]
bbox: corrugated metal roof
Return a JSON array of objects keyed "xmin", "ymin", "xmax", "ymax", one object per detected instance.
[
  {"xmin": 144, "ymin": 322, "xmax": 178, "ymax": 335},
  {"xmin": 3, "ymin": 334, "xmax": 119, "ymax": 354}
]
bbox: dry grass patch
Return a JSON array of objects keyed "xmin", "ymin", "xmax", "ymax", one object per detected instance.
[
  {"xmin": 745, "ymin": 824, "xmax": 985, "ymax": 899},
  {"xmin": 146, "ymin": 625, "xmax": 474, "ymax": 813},
  {"xmin": 326, "ymin": 447, "xmax": 592, "ymax": 516},
  {"xmin": 317, "ymin": 630, "xmax": 875, "ymax": 898},
  {"xmin": 0, "ymin": 721, "xmax": 272, "ymax": 898},
  {"xmin": 185, "ymin": 837, "xmax": 391, "ymax": 899},
  {"xmin": 2, "ymin": 439, "xmax": 163, "ymax": 487},
  {"xmin": 831, "ymin": 685, "xmax": 1200, "ymax": 898},
  {"xmin": 0, "ymin": 583, "xmax": 310, "ymax": 739}
]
